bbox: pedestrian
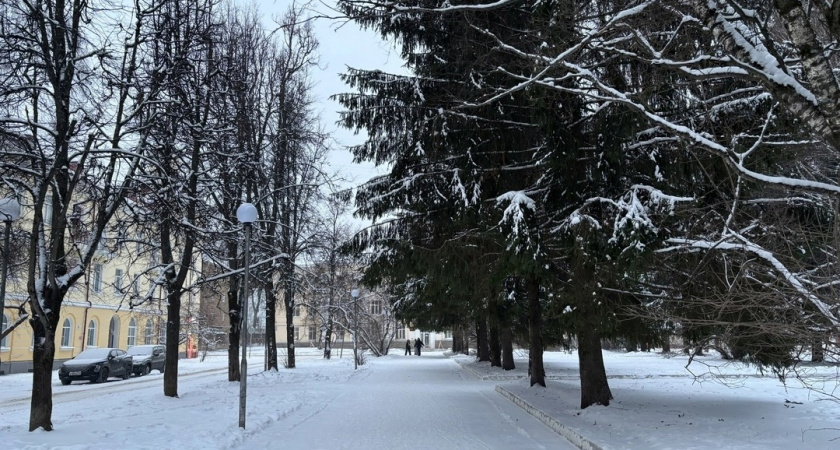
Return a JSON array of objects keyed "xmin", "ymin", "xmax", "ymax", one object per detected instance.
[
  {"xmin": 414, "ymin": 338, "xmax": 424, "ymax": 356},
  {"xmin": 405, "ymin": 339, "xmax": 411, "ymax": 355}
]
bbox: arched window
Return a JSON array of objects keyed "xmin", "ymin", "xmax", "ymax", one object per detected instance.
[
  {"xmin": 127, "ymin": 318, "xmax": 136, "ymax": 347},
  {"xmin": 144, "ymin": 319, "xmax": 154, "ymax": 345},
  {"xmin": 108, "ymin": 316, "xmax": 120, "ymax": 348},
  {"xmin": 87, "ymin": 319, "xmax": 98, "ymax": 347},
  {"xmin": 60, "ymin": 318, "xmax": 73, "ymax": 348},
  {"xmin": 1, "ymin": 313, "xmax": 9, "ymax": 348}
]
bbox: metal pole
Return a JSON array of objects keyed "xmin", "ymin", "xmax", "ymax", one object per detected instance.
[
  {"xmin": 353, "ymin": 294, "xmax": 358, "ymax": 370},
  {"xmin": 239, "ymin": 223, "xmax": 251, "ymax": 429}
]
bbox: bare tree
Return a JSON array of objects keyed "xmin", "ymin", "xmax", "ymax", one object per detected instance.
[{"xmin": 0, "ymin": 0, "xmax": 173, "ymax": 430}]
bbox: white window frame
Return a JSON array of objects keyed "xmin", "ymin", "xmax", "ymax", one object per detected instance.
[
  {"xmin": 43, "ymin": 195, "xmax": 52, "ymax": 223},
  {"xmin": 370, "ymin": 299, "xmax": 382, "ymax": 315},
  {"xmin": 92, "ymin": 263, "xmax": 103, "ymax": 293},
  {"xmin": 308, "ymin": 325, "xmax": 317, "ymax": 341},
  {"xmin": 127, "ymin": 318, "xmax": 136, "ymax": 347},
  {"xmin": 144, "ymin": 319, "xmax": 154, "ymax": 345},
  {"xmin": 114, "ymin": 268, "xmax": 124, "ymax": 294},
  {"xmin": 60, "ymin": 318, "xmax": 73, "ymax": 348},
  {"xmin": 1, "ymin": 313, "xmax": 9, "ymax": 349},
  {"xmin": 87, "ymin": 319, "xmax": 98, "ymax": 347}
]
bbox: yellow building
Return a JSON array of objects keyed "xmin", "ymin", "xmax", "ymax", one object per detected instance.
[{"xmin": 0, "ymin": 203, "xmax": 205, "ymax": 375}]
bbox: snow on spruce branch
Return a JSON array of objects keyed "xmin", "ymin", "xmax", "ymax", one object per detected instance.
[{"xmin": 495, "ymin": 190, "xmax": 535, "ymax": 241}]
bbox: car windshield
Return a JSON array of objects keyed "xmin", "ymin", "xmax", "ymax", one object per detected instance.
[
  {"xmin": 127, "ymin": 346, "xmax": 154, "ymax": 356},
  {"xmin": 75, "ymin": 349, "xmax": 111, "ymax": 359}
]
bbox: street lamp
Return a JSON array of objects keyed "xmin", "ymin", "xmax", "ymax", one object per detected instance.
[
  {"xmin": 236, "ymin": 202, "xmax": 257, "ymax": 429},
  {"xmin": 351, "ymin": 289, "xmax": 359, "ymax": 370},
  {"xmin": 0, "ymin": 198, "xmax": 21, "ymax": 347}
]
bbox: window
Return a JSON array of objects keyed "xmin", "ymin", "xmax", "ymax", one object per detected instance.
[
  {"xmin": 136, "ymin": 232, "xmax": 144, "ymax": 254},
  {"xmin": 108, "ymin": 316, "xmax": 119, "ymax": 347},
  {"xmin": 144, "ymin": 319, "xmax": 154, "ymax": 345},
  {"xmin": 1, "ymin": 313, "xmax": 9, "ymax": 348},
  {"xmin": 60, "ymin": 319, "xmax": 72, "ymax": 348},
  {"xmin": 127, "ymin": 318, "xmax": 136, "ymax": 347},
  {"xmin": 98, "ymin": 232, "xmax": 108, "ymax": 253},
  {"xmin": 396, "ymin": 327, "xmax": 405, "ymax": 340},
  {"xmin": 114, "ymin": 269, "xmax": 124, "ymax": 294},
  {"xmin": 159, "ymin": 321, "xmax": 166, "ymax": 344},
  {"xmin": 92, "ymin": 264, "xmax": 103, "ymax": 293},
  {"xmin": 87, "ymin": 320, "xmax": 97, "ymax": 347},
  {"xmin": 308, "ymin": 326, "xmax": 317, "ymax": 341},
  {"xmin": 445, "ymin": 330, "xmax": 452, "ymax": 338},
  {"xmin": 133, "ymin": 276, "xmax": 140, "ymax": 296},
  {"xmin": 294, "ymin": 305, "xmax": 301, "ymax": 317},
  {"xmin": 370, "ymin": 299, "xmax": 382, "ymax": 315},
  {"xmin": 43, "ymin": 195, "xmax": 52, "ymax": 223}
]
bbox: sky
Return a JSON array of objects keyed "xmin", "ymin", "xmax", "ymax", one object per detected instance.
[
  {"xmin": 3, "ymin": 347, "xmax": 839, "ymax": 449},
  {"xmin": 256, "ymin": 0, "xmax": 407, "ymax": 191}
]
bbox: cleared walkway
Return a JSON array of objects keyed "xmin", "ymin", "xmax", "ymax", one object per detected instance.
[{"xmin": 242, "ymin": 352, "xmax": 576, "ymax": 450}]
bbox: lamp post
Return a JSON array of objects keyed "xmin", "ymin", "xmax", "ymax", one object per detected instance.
[
  {"xmin": 351, "ymin": 289, "xmax": 359, "ymax": 370},
  {"xmin": 236, "ymin": 202, "xmax": 257, "ymax": 429},
  {"xmin": 0, "ymin": 198, "xmax": 21, "ymax": 349}
]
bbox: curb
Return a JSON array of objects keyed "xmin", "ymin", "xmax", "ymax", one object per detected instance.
[{"xmin": 496, "ymin": 385, "xmax": 604, "ymax": 450}]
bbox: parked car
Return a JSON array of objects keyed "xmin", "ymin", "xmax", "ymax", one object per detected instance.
[
  {"xmin": 58, "ymin": 348, "xmax": 133, "ymax": 385},
  {"xmin": 127, "ymin": 344, "xmax": 166, "ymax": 376}
]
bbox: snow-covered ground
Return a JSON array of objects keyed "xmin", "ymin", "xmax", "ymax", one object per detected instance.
[
  {"xmin": 458, "ymin": 350, "xmax": 840, "ymax": 450},
  {"xmin": 1, "ymin": 348, "xmax": 838, "ymax": 449}
]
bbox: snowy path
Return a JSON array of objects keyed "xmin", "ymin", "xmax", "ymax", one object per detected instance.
[{"xmin": 242, "ymin": 353, "xmax": 575, "ymax": 450}]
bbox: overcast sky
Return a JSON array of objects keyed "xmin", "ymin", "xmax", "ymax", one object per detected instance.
[{"xmin": 256, "ymin": 0, "xmax": 407, "ymax": 191}]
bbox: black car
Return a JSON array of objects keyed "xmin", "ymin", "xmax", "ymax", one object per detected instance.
[
  {"xmin": 127, "ymin": 345, "xmax": 166, "ymax": 376},
  {"xmin": 58, "ymin": 348, "xmax": 133, "ymax": 385}
]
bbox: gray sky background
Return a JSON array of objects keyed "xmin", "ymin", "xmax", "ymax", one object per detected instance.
[{"xmin": 256, "ymin": 0, "xmax": 407, "ymax": 190}]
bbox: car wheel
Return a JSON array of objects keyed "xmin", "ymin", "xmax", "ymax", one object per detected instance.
[
  {"xmin": 159, "ymin": 364, "xmax": 165, "ymax": 374},
  {"xmin": 123, "ymin": 367, "xmax": 131, "ymax": 380},
  {"xmin": 143, "ymin": 364, "xmax": 151, "ymax": 376},
  {"xmin": 60, "ymin": 378, "xmax": 71, "ymax": 386},
  {"xmin": 96, "ymin": 368, "xmax": 109, "ymax": 383}
]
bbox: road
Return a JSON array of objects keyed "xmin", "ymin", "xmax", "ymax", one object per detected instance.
[{"xmin": 242, "ymin": 352, "xmax": 576, "ymax": 450}]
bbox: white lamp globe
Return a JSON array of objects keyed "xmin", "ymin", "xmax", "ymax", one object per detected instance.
[
  {"xmin": 351, "ymin": 289, "xmax": 359, "ymax": 298},
  {"xmin": 236, "ymin": 203, "xmax": 258, "ymax": 224}
]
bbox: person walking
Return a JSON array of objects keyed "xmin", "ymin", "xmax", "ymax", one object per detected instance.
[
  {"xmin": 405, "ymin": 339, "xmax": 412, "ymax": 355},
  {"xmin": 414, "ymin": 338, "xmax": 424, "ymax": 356}
]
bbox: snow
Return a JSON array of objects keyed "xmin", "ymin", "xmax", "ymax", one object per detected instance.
[{"xmin": 1, "ymin": 348, "xmax": 839, "ymax": 449}]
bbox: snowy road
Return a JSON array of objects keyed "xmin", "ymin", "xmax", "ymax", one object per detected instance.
[
  {"xmin": 244, "ymin": 353, "xmax": 575, "ymax": 450},
  {"xmin": 1, "ymin": 350, "xmax": 574, "ymax": 449}
]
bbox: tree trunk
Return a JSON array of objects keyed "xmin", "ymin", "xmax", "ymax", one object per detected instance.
[
  {"xmin": 489, "ymin": 321, "xmax": 501, "ymax": 367},
  {"xmin": 227, "ymin": 287, "xmax": 241, "ymax": 381},
  {"xmin": 324, "ymin": 318, "xmax": 333, "ymax": 359},
  {"xmin": 812, "ymin": 337, "xmax": 825, "ymax": 362},
  {"xmin": 452, "ymin": 329, "xmax": 462, "ymax": 353},
  {"xmin": 29, "ymin": 305, "xmax": 59, "ymax": 431},
  {"xmin": 461, "ymin": 327, "xmax": 470, "ymax": 355},
  {"xmin": 285, "ymin": 291, "xmax": 296, "ymax": 369},
  {"xmin": 527, "ymin": 276, "xmax": 545, "ymax": 387},
  {"xmin": 501, "ymin": 325, "xmax": 515, "ymax": 370},
  {"xmin": 578, "ymin": 324, "xmax": 612, "ymax": 409},
  {"xmin": 661, "ymin": 334, "xmax": 671, "ymax": 353},
  {"xmin": 476, "ymin": 318, "xmax": 490, "ymax": 362},
  {"xmin": 164, "ymin": 289, "xmax": 181, "ymax": 397},
  {"xmin": 264, "ymin": 285, "xmax": 278, "ymax": 370}
]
